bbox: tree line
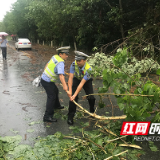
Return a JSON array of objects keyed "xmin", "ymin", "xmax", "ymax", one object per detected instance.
[{"xmin": 0, "ymin": 0, "xmax": 160, "ymax": 53}]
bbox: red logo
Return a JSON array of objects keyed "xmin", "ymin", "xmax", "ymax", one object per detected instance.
[{"xmin": 120, "ymin": 122, "xmax": 151, "ymax": 135}]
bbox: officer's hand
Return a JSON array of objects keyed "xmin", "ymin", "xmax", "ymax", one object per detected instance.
[
  {"xmin": 63, "ymin": 85, "xmax": 68, "ymax": 92},
  {"xmin": 67, "ymin": 90, "xmax": 72, "ymax": 98},
  {"xmin": 70, "ymin": 95, "xmax": 76, "ymax": 101}
]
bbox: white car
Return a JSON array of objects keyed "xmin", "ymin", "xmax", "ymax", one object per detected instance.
[{"xmin": 15, "ymin": 38, "xmax": 32, "ymax": 50}]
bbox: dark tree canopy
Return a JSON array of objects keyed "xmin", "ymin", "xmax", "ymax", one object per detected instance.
[{"xmin": 0, "ymin": 0, "xmax": 160, "ymax": 52}]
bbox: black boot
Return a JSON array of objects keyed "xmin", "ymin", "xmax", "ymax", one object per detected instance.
[
  {"xmin": 67, "ymin": 114, "xmax": 74, "ymax": 125},
  {"xmin": 90, "ymin": 108, "xmax": 95, "ymax": 113},
  {"xmin": 43, "ymin": 116, "xmax": 57, "ymax": 122},
  {"xmin": 55, "ymin": 106, "xmax": 64, "ymax": 109}
]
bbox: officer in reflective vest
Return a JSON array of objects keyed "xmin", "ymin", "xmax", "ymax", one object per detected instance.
[
  {"xmin": 67, "ymin": 51, "xmax": 95, "ymax": 125},
  {"xmin": 41, "ymin": 46, "xmax": 70, "ymax": 122}
]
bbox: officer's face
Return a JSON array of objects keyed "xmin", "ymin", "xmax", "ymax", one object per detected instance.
[
  {"xmin": 76, "ymin": 59, "xmax": 86, "ymax": 68},
  {"xmin": 59, "ymin": 53, "xmax": 68, "ymax": 60}
]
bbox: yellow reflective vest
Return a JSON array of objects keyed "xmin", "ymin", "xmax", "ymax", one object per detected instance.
[
  {"xmin": 44, "ymin": 55, "xmax": 64, "ymax": 82},
  {"xmin": 74, "ymin": 61, "xmax": 91, "ymax": 80}
]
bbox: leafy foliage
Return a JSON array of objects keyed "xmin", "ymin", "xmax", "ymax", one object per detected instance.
[
  {"xmin": 149, "ymin": 141, "xmax": 159, "ymax": 152},
  {"xmin": 88, "ymin": 48, "xmax": 160, "ymax": 123},
  {"xmin": 0, "ymin": 0, "xmax": 160, "ymax": 51},
  {"xmin": 88, "ymin": 49, "xmax": 160, "ymax": 77},
  {"xmin": 0, "ymin": 135, "xmax": 22, "ymax": 159},
  {"xmin": 0, "ymin": 124, "xmax": 144, "ymax": 160}
]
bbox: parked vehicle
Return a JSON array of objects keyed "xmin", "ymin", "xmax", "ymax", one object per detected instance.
[{"xmin": 15, "ymin": 38, "xmax": 32, "ymax": 50}]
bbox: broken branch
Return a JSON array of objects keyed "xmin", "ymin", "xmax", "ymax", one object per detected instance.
[{"xmin": 73, "ymin": 100, "xmax": 126, "ymax": 120}]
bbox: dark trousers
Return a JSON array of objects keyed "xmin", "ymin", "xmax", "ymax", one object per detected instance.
[
  {"xmin": 41, "ymin": 79, "xmax": 61, "ymax": 118},
  {"xmin": 68, "ymin": 77, "xmax": 95, "ymax": 118},
  {"xmin": 1, "ymin": 47, "xmax": 7, "ymax": 60}
]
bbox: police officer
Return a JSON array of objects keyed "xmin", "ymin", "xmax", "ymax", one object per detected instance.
[
  {"xmin": 67, "ymin": 51, "xmax": 95, "ymax": 125},
  {"xmin": 41, "ymin": 46, "xmax": 70, "ymax": 122}
]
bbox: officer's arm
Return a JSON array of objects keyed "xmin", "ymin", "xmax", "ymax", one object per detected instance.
[
  {"xmin": 59, "ymin": 74, "xmax": 68, "ymax": 92},
  {"xmin": 71, "ymin": 78, "xmax": 86, "ymax": 100},
  {"xmin": 68, "ymin": 73, "xmax": 74, "ymax": 96},
  {"xmin": 43, "ymin": 63, "xmax": 48, "ymax": 71}
]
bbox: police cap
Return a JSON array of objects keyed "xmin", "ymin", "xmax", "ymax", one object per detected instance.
[
  {"xmin": 56, "ymin": 46, "xmax": 70, "ymax": 54},
  {"xmin": 75, "ymin": 51, "xmax": 90, "ymax": 60}
]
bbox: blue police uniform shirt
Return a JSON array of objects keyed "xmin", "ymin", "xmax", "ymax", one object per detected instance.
[
  {"xmin": 70, "ymin": 62, "xmax": 91, "ymax": 81},
  {"xmin": 41, "ymin": 61, "xmax": 65, "ymax": 82}
]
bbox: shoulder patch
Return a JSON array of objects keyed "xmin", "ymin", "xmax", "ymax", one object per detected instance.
[{"xmin": 72, "ymin": 62, "xmax": 75, "ymax": 66}]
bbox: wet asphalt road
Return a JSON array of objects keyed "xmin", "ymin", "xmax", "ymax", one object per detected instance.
[
  {"xmin": 0, "ymin": 41, "xmax": 75, "ymax": 146},
  {"xmin": 0, "ymin": 41, "xmax": 160, "ymax": 159},
  {"xmin": 0, "ymin": 41, "xmax": 114, "ymax": 146}
]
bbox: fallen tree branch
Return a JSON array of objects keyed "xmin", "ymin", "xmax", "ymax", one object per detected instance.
[
  {"xmin": 89, "ymin": 147, "xmax": 95, "ymax": 160},
  {"xmin": 73, "ymin": 100, "xmax": 127, "ymax": 120},
  {"xmin": 82, "ymin": 92, "xmax": 154, "ymax": 98},
  {"xmin": 83, "ymin": 137, "xmax": 107, "ymax": 154},
  {"xmin": 109, "ymin": 88, "xmax": 114, "ymax": 116},
  {"xmin": 104, "ymin": 150, "xmax": 128, "ymax": 160},
  {"xmin": 97, "ymin": 125, "xmax": 128, "ymax": 145},
  {"xmin": 64, "ymin": 135, "xmax": 107, "ymax": 155},
  {"xmin": 106, "ymin": 135, "xmax": 127, "ymax": 143},
  {"xmin": 101, "ymin": 126, "xmax": 117, "ymax": 137},
  {"xmin": 119, "ymin": 144, "xmax": 142, "ymax": 149}
]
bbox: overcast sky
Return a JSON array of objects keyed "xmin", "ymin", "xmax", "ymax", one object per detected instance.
[{"xmin": 0, "ymin": 0, "xmax": 17, "ymax": 21}]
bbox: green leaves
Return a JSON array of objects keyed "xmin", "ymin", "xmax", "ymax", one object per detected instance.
[
  {"xmin": 76, "ymin": 151, "xmax": 83, "ymax": 159},
  {"xmin": 92, "ymin": 50, "xmax": 160, "ymax": 123},
  {"xmin": 69, "ymin": 126, "xmax": 82, "ymax": 133},
  {"xmin": 149, "ymin": 141, "xmax": 159, "ymax": 152},
  {"xmin": 156, "ymin": 68, "xmax": 160, "ymax": 75},
  {"xmin": 89, "ymin": 52, "xmax": 160, "ymax": 79},
  {"xmin": 152, "ymin": 112, "xmax": 160, "ymax": 122},
  {"xmin": 0, "ymin": 135, "xmax": 22, "ymax": 159},
  {"xmin": 54, "ymin": 132, "xmax": 64, "ymax": 140},
  {"xmin": 0, "ymin": 127, "xmax": 144, "ymax": 160},
  {"xmin": 143, "ymin": 81, "xmax": 160, "ymax": 103},
  {"xmin": 95, "ymin": 138, "xmax": 103, "ymax": 146},
  {"xmin": 10, "ymin": 129, "xmax": 19, "ymax": 134},
  {"xmin": 28, "ymin": 121, "xmax": 41, "ymax": 126},
  {"xmin": 113, "ymin": 48, "xmax": 128, "ymax": 68},
  {"xmin": 27, "ymin": 129, "xmax": 34, "ymax": 133},
  {"xmin": 118, "ymin": 103, "xmax": 125, "ymax": 110}
]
